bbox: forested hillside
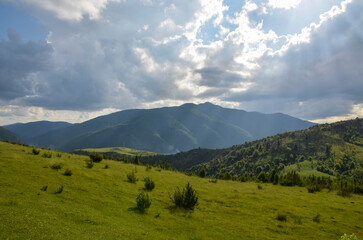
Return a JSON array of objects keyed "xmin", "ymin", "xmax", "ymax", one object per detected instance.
[{"xmin": 142, "ymin": 118, "xmax": 362, "ymax": 179}]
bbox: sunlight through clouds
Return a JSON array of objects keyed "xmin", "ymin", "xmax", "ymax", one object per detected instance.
[{"xmin": 0, "ymin": 0, "xmax": 362, "ymax": 124}]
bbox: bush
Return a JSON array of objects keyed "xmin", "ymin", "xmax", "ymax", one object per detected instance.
[
  {"xmin": 42, "ymin": 152, "xmax": 52, "ymax": 158},
  {"xmin": 337, "ymin": 190, "xmax": 352, "ymax": 197},
  {"xmin": 127, "ymin": 171, "xmax": 137, "ymax": 183},
  {"xmin": 307, "ymin": 184, "xmax": 320, "ymax": 193},
  {"xmin": 63, "ymin": 168, "xmax": 72, "ymax": 176},
  {"xmin": 85, "ymin": 160, "xmax": 94, "ymax": 168},
  {"xmin": 50, "ymin": 163, "xmax": 62, "ymax": 170},
  {"xmin": 144, "ymin": 177, "xmax": 155, "ymax": 191},
  {"xmin": 32, "ymin": 148, "xmax": 40, "ymax": 155},
  {"xmin": 257, "ymin": 184, "xmax": 262, "ymax": 190},
  {"xmin": 55, "ymin": 185, "xmax": 64, "ymax": 194},
  {"xmin": 313, "ymin": 213, "xmax": 321, "ymax": 223},
  {"xmin": 218, "ymin": 172, "xmax": 232, "ymax": 180},
  {"xmin": 136, "ymin": 192, "xmax": 151, "ymax": 213},
  {"xmin": 277, "ymin": 213, "xmax": 287, "ymax": 222},
  {"xmin": 104, "ymin": 164, "xmax": 109, "ymax": 169},
  {"xmin": 170, "ymin": 182, "xmax": 198, "ymax": 210},
  {"xmin": 257, "ymin": 172, "xmax": 268, "ymax": 182},
  {"xmin": 198, "ymin": 167, "xmax": 206, "ymax": 178},
  {"xmin": 145, "ymin": 164, "xmax": 152, "ymax": 171},
  {"xmin": 89, "ymin": 153, "xmax": 103, "ymax": 163}
]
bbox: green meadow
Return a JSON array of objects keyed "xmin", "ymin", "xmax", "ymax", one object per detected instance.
[
  {"xmin": 0, "ymin": 141, "xmax": 362, "ymax": 239},
  {"xmin": 75, "ymin": 146, "xmax": 158, "ymax": 157}
]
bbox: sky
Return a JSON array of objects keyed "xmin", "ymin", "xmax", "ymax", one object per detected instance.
[{"xmin": 0, "ymin": 0, "xmax": 362, "ymax": 125}]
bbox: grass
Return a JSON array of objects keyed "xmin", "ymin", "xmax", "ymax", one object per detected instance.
[
  {"xmin": 282, "ymin": 160, "xmax": 333, "ymax": 177},
  {"xmin": 0, "ymin": 141, "xmax": 362, "ymax": 239},
  {"xmin": 79, "ymin": 147, "xmax": 158, "ymax": 157}
]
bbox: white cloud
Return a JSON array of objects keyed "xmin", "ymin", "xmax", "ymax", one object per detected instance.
[
  {"xmin": 0, "ymin": 105, "xmax": 119, "ymax": 125},
  {"xmin": 312, "ymin": 104, "xmax": 363, "ymax": 123},
  {"xmin": 268, "ymin": 0, "xmax": 301, "ymax": 10},
  {"xmin": 23, "ymin": 0, "xmax": 120, "ymax": 21},
  {"xmin": 244, "ymin": 1, "xmax": 258, "ymax": 12}
]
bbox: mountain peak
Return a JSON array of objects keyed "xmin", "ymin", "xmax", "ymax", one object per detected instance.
[{"xmin": 27, "ymin": 103, "xmax": 315, "ymax": 153}]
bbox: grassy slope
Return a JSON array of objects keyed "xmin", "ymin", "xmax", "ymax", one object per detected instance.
[
  {"xmin": 0, "ymin": 141, "xmax": 362, "ymax": 240},
  {"xmin": 78, "ymin": 147, "xmax": 158, "ymax": 157}
]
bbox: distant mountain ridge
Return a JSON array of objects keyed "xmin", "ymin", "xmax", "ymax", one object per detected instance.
[
  {"xmin": 3, "ymin": 121, "xmax": 73, "ymax": 140},
  {"xmin": 0, "ymin": 127, "xmax": 21, "ymax": 143},
  {"xmin": 23, "ymin": 102, "xmax": 315, "ymax": 153}
]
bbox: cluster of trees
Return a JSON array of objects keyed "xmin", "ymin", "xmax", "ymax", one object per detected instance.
[{"xmin": 214, "ymin": 169, "xmax": 362, "ymax": 196}]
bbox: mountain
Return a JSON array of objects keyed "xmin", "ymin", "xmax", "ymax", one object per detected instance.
[
  {"xmin": 3, "ymin": 121, "xmax": 73, "ymax": 140},
  {"xmin": 141, "ymin": 118, "xmax": 362, "ymax": 178},
  {"xmin": 0, "ymin": 127, "xmax": 21, "ymax": 143},
  {"xmin": 28, "ymin": 102, "xmax": 315, "ymax": 153}
]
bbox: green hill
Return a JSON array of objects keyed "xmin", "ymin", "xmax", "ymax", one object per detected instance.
[
  {"xmin": 0, "ymin": 141, "xmax": 362, "ymax": 239},
  {"xmin": 73, "ymin": 146, "xmax": 158, "ymax": 158},
  {"xmin": 142, "ymin": 118, "xmax": 363, "ymax": 179},
  {"xmin": 27, "ymin": 102, "xmax": 314, "ymax": 153}
]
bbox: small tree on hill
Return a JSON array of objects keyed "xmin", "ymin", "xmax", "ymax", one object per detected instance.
[
  {"xmin": 198, "ymin": 167, "xmax": 206, "ymax": 178},
  {"xmin": 144, "ymin": 177, "xmax": 155, "ymax": 191},
  {"xmin": 127, "ymin": 170, "xmax": 137, "ymax": 183},
  {"xmin": 136, "ymin": 192, "xmax": 151, "ymax": 213},
  {"xmin": 32, "ymin": 148, "xmax": 40, "ymax": 155},
  {"xmin": 269, "ymin": 169, "xmax": 277, "ymax": 183},
  {"xmin": 89, "ymin": 153, "xmax": 103, "ymax": 163},
  {"xmin": 133, "ymin": 156, "xmax": 141, "ymax": 165},
  {"xmin": 170, "ymin": 182, "xmax": 198, "ymax": 210}
]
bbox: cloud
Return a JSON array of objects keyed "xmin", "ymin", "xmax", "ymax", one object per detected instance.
[
  {"xmin": 224, "ymin": 0, "xmax": 363, "ymax": 119},
  {"xmin": 0, "ymin": 0, "xmax": 362, "ymax": 125},
  {"xmin": 23, "ymin": 0, "xmax": 121, "ymax": 21},
  {"xmin": 268, "ymin": 0, "xmax": 301, "ymax": 10},
  {"xmin": 0, "ymin": 29, "xmax": 53, "ymax": 100}
]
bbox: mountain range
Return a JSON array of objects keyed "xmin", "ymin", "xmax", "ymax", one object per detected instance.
[
  {"xmin": 2, "ymin": 102, "xmax": 315, "ymax": 153},
  {"xmin": 3, "ymin": 121, "xmax": 73, "ymax": 140}
]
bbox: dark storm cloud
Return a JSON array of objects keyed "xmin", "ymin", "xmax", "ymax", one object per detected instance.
[{"xmin": 0, "ymin": 29, "xmax": 53, "ymax": 100}]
